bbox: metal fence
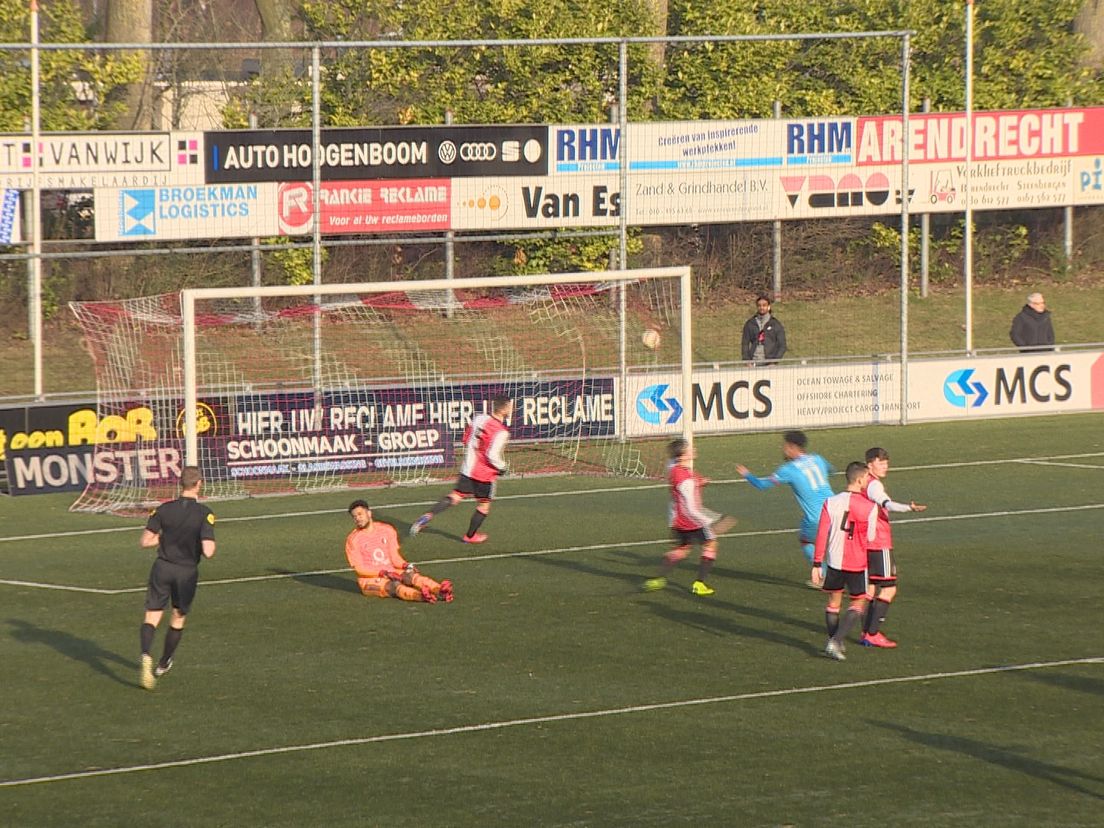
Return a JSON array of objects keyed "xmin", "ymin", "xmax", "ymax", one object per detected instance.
[{"xmin": 1, "ymin": 26, "xmax": 1100, "ymax": 404}]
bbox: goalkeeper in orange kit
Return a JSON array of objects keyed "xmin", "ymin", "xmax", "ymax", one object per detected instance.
[{"xmin": 344, "ymin": 500, "xmax": 453, "ymax": 603}]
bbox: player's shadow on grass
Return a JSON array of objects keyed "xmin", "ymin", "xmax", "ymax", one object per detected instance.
[
  {"xmin": 670, "ymin": 586, "xmax": 823, "ymax": 636},
  {"xmin": 268, "ymin": 567, "xmax": 361, "ymax": 594},
  {"xmin": 869, "ymin": 720, "xmax": 1104, "ymax": 801},
  {"xmin": 644, "ymin": 602, "xmax": 815, "ymax": 654},
  {"xmin": 527, "ymin": 548, "xmax": 822, "ymax": 637},
  {"xmin": 525, "ymin": 546, "xmax": 655, "ymax": 588},
  {"xmin": 1015, "ymin": 669, "xmax": 1104, "ymax": 698},
  {"xmin": 703, "ymin": 561, "xmax": 820, "ymax": 592},
  {"xmin": 526, "ymin": 547, "xmax": 804, "ymax": 594},
  {"xmin": 7, "ymin": 619, "xmax": 133, "ymax": 686},
  {"xmin": 404, "ymin": 524, "xmax": 466, "ymax": 543}
]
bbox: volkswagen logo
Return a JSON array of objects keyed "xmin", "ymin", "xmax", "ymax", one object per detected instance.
[
  {"xmin": 459, "ymin": 142, "xmax": 497, "ymax": 162},
  {"xmin": 438, "ymin": 141, "xmax": 458, "ymax": 165}
]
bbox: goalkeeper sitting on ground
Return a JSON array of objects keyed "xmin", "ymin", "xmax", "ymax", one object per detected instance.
[{"xmin": 344, "ymin": 500, "xmax": 453, "ymax": 603}]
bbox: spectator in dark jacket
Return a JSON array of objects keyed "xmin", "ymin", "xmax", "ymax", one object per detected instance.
[
  {"xmin": 741, "ymin": 294, "xmax": 787, "ymax": 365},
  {"xmin": 1009, "ymin": 292, "xmax": 1055, "ymax": 353}
]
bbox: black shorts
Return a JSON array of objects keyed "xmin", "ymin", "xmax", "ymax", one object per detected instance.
[
  {"xmin": 672, "ymin": 527, "xmax": 710, "ymax": 547},
  {"xmin": 144, "ymin": 559, "xmax": 199, "ymax": 614},
  {"xmin": 454, "ymin": 474, "xmax": 495, "ymax": 501},
  {"xmin": 866, "ymin": 548, "xmax": 897, "ymax": 584},
  {"xmin": 823, "ymin": 567, "xmax": 868, "ymax": 597}
]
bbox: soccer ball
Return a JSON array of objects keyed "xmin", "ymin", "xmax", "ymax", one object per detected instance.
[{"xmin": 641, "ymin": 327, "xmax": 661, "ymax": 350}]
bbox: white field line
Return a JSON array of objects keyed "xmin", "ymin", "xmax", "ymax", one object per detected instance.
[
  {"xmin": 0, "ymin": 579, "xmax": 118, "ymax": 595},
  {"xmin": 2, "ymin": 502, "xmax": 1102, "ymax": 596},
  {"xmin": 1015, "ymin": 459, "xmax": 1104, "ymax": 470},
  {"xmin": 2, "ymin": 656, "xmax": 1100, "ymax": 789},
  {"xmin": 2, "ymin": 450, "xmax": 1102, "ymax": 546}
]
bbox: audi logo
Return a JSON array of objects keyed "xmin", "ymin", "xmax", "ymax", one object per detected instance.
[{"xmin": 459, "ymin": 142, "xmax": 497, "ymax": 161}]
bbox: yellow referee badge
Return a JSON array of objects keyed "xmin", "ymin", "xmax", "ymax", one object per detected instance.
[{"xmin": 207, "ymin": 513, "xmax": 216, "ymax": 525}]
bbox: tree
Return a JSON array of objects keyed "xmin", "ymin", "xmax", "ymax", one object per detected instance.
[
  {"xmin": 294, "ymin": 0, "xmax": 663, "ymax": 125},
  {"xmin": 658, "ymin": 0, "xmax": 1103, "ymax": 118},
  {"xmin": 253, "ymin": 0, "xmax": 298, "ymax": 78},
  {"xmin": 1076, "ymin": 0, "xmax": 1104, "ymax": 69},
  {"xmin": 0, "ymin": 0, "xmax": 140, "ymax": 132},
  {"xmin": 103, "ymin": 0, "xmax": 154, "ymax": 128},
  {"xmin": 660, "ymin": 3, "xmax": 952, "ymax": 118}
]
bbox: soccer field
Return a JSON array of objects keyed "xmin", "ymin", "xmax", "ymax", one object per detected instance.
[{"xmin": 1, "ymin": 414, "xmax": 1102, "ymax": 827}]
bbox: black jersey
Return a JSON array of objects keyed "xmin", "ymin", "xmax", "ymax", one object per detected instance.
[{"xmin": 146, "ymin": 496, "xmax": 215, "ymax": 566}]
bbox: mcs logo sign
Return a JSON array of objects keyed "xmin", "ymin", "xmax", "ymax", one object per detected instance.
[
  {"xmin": 994, "ymin": 364, "xmax": 1073, "ymax": 404},
  {"xmin": 695, "ymin": 380, "xmax": 772, "ymax": 420},
  {"xmin": 943, "ymin": 368, "xmax": 988, "ymax": 408},
  {"xmin": 636, "ymin": 384, "xmax": 683, "ymax": 425},
  {"xmin": 943, "ymin": 364, "xmax": 1073, "ymax": 408}
]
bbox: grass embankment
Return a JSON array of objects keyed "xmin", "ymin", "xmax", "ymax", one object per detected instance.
[{"xmin": 1, "ymin": 279, "xmax": 1101, "ymax": 399}]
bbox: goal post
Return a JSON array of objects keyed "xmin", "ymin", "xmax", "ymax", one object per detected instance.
[{"xmin": 70, "ymin": 266, "xmax": 693, "ymax": 513}]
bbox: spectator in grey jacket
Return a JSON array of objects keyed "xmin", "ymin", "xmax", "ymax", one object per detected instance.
[
  {"xmin": 1009, "ymin": 292, "xmax": 1055, "ymax": 353},
  {"xmin": 741, "ymin": 294, "xmax": 787, "ymax": 365}
]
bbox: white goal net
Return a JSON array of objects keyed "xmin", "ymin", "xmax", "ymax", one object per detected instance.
[{"xmin": 69, "ymin": 267, "xmax": 692, "ymax": 514}]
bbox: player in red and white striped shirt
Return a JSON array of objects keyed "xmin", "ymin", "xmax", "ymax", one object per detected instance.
[
  {"xmin": 409, "ymin": 396, "xmax": 513, "ymax": 544},
  {"xmin": 860, "ymin": 447, "xmax": 927, "ymax": 649},
  {"xmin": 812, "ymin": 461, "xmax": 877, "ymax": 660},
  {"xmin": 643, "ymin": 439, "xmax": 735, "ymax": 596}
]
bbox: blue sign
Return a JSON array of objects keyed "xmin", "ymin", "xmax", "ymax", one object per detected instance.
[
  {"xmin": 943, "ymin": 368, "xmax": 989, "ymax": 408},
  {"xmin": 120, "ymin": 189, "xmax": 156, "ymax": 236},
  {"xmin": 0, "ymin": 188, "xmax": 18, "ymax": 243},
  {"xmin": 635, "ymin": 383, "xmax": 683, "ymax": 425}
]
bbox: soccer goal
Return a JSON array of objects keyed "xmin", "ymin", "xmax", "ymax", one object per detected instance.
[{"xmin": 69, "ymin": 266, "xmax": 693, "ymax": 513}]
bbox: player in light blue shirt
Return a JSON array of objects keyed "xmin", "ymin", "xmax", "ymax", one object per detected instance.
[{"xmin": 736, "ymin": 431, "xmax": 835, "ymax": 582}]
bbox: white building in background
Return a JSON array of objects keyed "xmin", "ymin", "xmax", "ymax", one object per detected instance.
[{"xmin": 153, "ymin": 80, "xmax": 234, "ymax": 131}]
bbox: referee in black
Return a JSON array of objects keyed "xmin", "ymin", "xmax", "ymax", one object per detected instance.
[{"xmin": 138, "ymin": 465, "xmax": 216, "ymax": 690}]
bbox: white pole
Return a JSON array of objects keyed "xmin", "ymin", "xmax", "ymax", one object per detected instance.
[
  {"xmin": 772, "ymin": 99, "xmax": 783, "ymax": 299},
  {"xmin": 617, "ymin": 42, "xmax": 629, "ymax": 443},
  {"xmin": 920, "ymin": 96, "xmax": 930, "ymax": 298},
  {"xmin": 444, "ymin": 109, "xmax": 455, "ymax": 317},
  {"xmin": 249, "ymin": 110, "xmax": 263, "ymax": 321},
  {"xmin": 680, "ymin": 268, "xmax": 693, "ymax": 455},
  {"xmin": 617, "ymin": 40, "xmax": 628, "ymax": 271},
  {"xmin": 899, "ymin": 32, "xmax": 911, "ymax": 425},
  {"xmin": 311, "ymin": 45, "xmax": 322, "ymax": 388},
  {"xmin": 30, "ymin": 0, "xmax": 43, "ymax": 399},
  {"xmin": 183, "ymin": 291, "xmax": 198, "ymax": 465},
  {"xmin": 964, "ymin": 0, "xmax": 974, "ymax": 354},
  {"xmin": 1064, "ymin": 97, "xmax": 1074, "ymax": 272}
]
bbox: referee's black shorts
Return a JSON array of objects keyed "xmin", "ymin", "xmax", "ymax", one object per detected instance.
[{"xmin": 144, "ymin": 559, "xmax": 199, "ymax": 614}]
